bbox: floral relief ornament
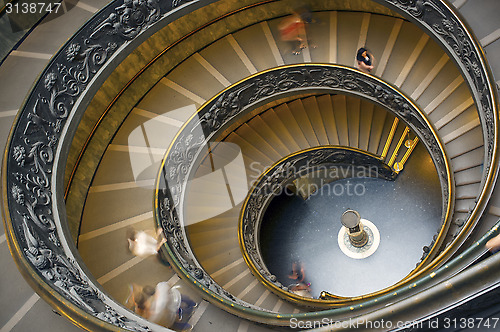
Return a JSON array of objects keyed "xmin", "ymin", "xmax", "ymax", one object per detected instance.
[{"xmin": 90, "ymin": 0, "xmax": 162, "ymax": 40}]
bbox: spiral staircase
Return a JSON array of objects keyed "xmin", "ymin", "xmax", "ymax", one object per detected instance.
[{"xmin": 1, "ymin": 0, "xmax": 500, "ymax": 331}]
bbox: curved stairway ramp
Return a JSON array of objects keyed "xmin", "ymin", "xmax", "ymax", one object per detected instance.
[
  {"xmin": 449, "ymin": 0, "xmax": 500, "ymax": 249},
  {"xmin": 183, "ymin": 93, "xmax": 422, "ymax": 308},
  {"xmin": 136, "ymin": 8, "xmax": 486, "ymax": 252},
  {"xmin": 1, "ymin": 0, "xmax": 500, "ymax": 331},
  {"xmin": 78, "ymin": 5, "xmax": 492, "ymax": 329}
]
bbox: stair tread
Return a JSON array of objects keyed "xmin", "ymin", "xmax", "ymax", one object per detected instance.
[
  {"xmin": 111, "ymin": 112, "xmax": 180, "ymax": 149},
  {"xmin": 167, "ymin": 56, "xmax": 226, "ymax": 102},
  {"xmin": 436, "ymin": 103, "xmax": 480, "ymax": 139},
  {"xmin": 200, "ymin": 36, "xmax": 254, "ymax": 84},
  {"xmin": 260, "ymin": 108, "xmax": 302, "ymax": 151},
  {"xmin": 455, "ymin": 182, "xmax": 481, "ymax": 199},
  {"xmin": 236, "ymin": 123, "xmax": 283, "ymax": 161},
  {"xmin": 416, "ymin": 60, "xmax": 462, "ymax": 110},
  {"xmin": 287, "ymin": 99, "xmax": 321, "ymax": 147},
  {"xmin": 187, "ymin": 216, "xmax": 240, "ymax": 235},
  {"xmin": 249, "ymin": 115, "xmax": 292, "ymax": 156},
  {"xmin": 400, "ymin": 39, "xmax": 449, "ymax": 96},
  {"xmin": 367, "ymin": 15, "xmax": 403, "ymax": 75},
  {"xmin": 368, "ymin": 106, "xmax": 388, "ymax": 155},
  {"xmin": 91, "ymin": 149, "xmax": 162, "ymax": 186},
  {"xmin": 302, "ymin": 96, "xmax": 330, "ymax": 145},
  {"xmin": 332, "ymin": 95, "xmax": 349, "ymax": 146},
  {"xmin": 454, "ymin": 166, "xmax": 483, "ymax": 186},
  {"xmin": 346, "ymin": 97, "xmax": 361, "ymax": 148},
  {"xmin": 336, "ymin": 12, "xmax": 365, "ymax": 66},
  {"xmin": 446, "ymin": 126, "xmax": 484, "ymax": 159},
  {"xmin": 307, "ymin": 11, "xmax": 332, "ymax": 62},
  {"xmin": 226, "ymin": 132, "xmax": 275, "ymax": 166},
  {"xmin": 82, "ymin": 188, "xmax": 153, "ymax": 232},
  {"xmin": 274, "ymin": 103, "xmax": 311, "ymax": 149},
  {"xmin": 316, "ymin": 94, "xmax": 340, "ymax": 145},
  {"xmin": 189, "ymin": 227, "xmax": 238, "ymax": 247}
]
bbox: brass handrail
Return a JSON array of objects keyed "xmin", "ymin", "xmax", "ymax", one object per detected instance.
[{"xmin": 380, "ymin": 117, "xmax": 399, "ymax": 160}]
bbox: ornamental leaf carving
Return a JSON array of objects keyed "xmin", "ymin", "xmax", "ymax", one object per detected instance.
[
  {"xmin": 5, "ymin": 0, "xmax": 186, "ymax": 329},
  {"xmin": 90, "ymin": 0, "xmax": 161, "ymax": 40}
]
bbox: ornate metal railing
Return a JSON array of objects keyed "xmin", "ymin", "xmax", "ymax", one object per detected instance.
[
  {"xmin": 2, "ymin": 1, "xmax": 236, "ymax": 331},
  {"xmin": 1, "ymin": 0, "xmax": 498, "ymax": 330}
]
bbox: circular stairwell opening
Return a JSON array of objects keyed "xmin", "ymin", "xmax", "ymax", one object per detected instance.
[{"xmin": 258, "ymin": 143, "xmax": 442, "ymax": 298}]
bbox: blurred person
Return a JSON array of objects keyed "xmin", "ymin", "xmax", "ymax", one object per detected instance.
[
  {"xmin": 295, "ymin": 5, "xmax": 317, "ymax": 49},
  {"xmin": 486, "ymin": 233, "xmax": 500, "ymax": 254},
  {"xmin": 279, "ymin": 11, "xmax": 307, "ymax": 55},
  {"xmin": 289, "ymin": 282, "xmax": 313, "ymax": 298},
  {"xmin": 287, "ymin": 261, "xmax": 313, "ymax": 298},
  {"xmin": 127, "ymin": 228, "xmax": 167, "ymax": 258},
  {"xmin": 126, "ymin": 282, "xmax": 197, "ymax": 331},
  {"xmin": 288, "ymin": 261, "xmax": 307, "ymax": 283}
]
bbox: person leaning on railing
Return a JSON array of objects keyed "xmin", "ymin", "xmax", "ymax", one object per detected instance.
[{"xmin": 486, "ymin": 233, "xmax": 500, "ymax": 254}]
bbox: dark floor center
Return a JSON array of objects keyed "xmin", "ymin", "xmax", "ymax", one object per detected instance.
[{"xmin": 259, "ymin": 144, "xmax": 442, "ymax": 297}]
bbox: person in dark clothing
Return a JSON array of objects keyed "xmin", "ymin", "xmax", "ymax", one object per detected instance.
[{"xmin": 356, "ymin": 47, "xmax": 375, "ymax": 73}]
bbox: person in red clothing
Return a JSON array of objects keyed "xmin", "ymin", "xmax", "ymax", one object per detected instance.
[
  {"xmin": 287, "ymin": 261, "xmax": 313, "ymax": 297},
  {"xmin": 279, "ymin": 11, "xmax": 307, "ymax": 55}
]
